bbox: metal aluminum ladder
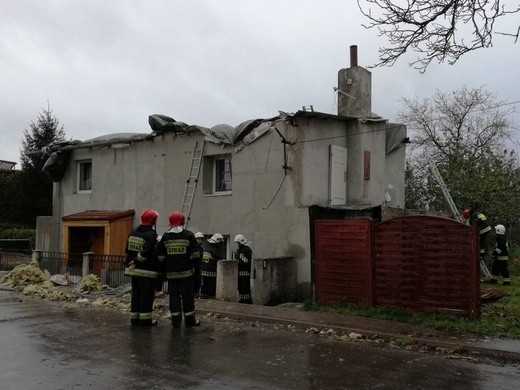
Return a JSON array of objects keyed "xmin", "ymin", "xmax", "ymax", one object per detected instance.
[
  {"xmin": 428, "ymin": 160, "xmax": 462, "ymax": 223},
  {"xmin": 428, "ymin": 160, "xmax": 492, "ymax": 279},
  {"xmin": 181, "ymin": 141, "xmax": 204, "ymax": 227}
]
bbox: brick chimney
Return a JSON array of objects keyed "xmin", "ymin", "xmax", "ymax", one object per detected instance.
[{"xmin": 337, "ymin": 45, "xmax": 372, "ymax": 118}]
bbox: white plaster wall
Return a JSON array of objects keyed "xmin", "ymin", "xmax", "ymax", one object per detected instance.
[
  {"xmin": 384, "ymin": 140, "xmax": 406, "ymax": 208},
  {"xmin": 346, "ymin": 121, "xmax": 390, "ymax": 206},
  {"xmin": 57, "ymin": 127, "xmax": 314, "ymax": 298},
  {"xmin": 288, "ymin": 117, "xmax": 348, "ymax": 207}
]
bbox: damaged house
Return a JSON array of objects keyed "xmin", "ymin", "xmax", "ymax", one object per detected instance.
[{"xmin": 36, "ymin": 46, "xmax": 407, "ymax": 301}]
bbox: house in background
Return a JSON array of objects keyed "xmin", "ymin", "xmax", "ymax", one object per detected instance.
[
  {"xmin": 0, "ymin": 160, "xmax": 17, "ymax": 170},
  {"xmin": 36, "ymin": 46, "xmax": 407, "ymax": 300}
]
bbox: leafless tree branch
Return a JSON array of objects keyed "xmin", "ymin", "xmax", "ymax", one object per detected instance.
[{"xmin": 358, "ymin": 0, "xmax": 520, "ymax": 72}]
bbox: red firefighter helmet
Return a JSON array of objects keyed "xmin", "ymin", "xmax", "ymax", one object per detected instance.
[
  {"xmin": 168, "ymin": 210, "xmax": 186, "ymax": 227},
  {"xmin": 140, "ymin": 209, "xmax": 159, "ymax": 226},
  {"xmin": 462, "ymin": 209, "xmax": 471, "ymax": 219}
]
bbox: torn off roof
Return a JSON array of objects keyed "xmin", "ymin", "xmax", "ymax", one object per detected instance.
[{"xmin": 148, "ymin": 114, "xmax": 279, "ymax": 145}]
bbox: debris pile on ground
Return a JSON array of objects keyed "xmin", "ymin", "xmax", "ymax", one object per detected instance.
[
  {"xmin": 78, "ymin": 274, "xmax": 110, "ymax": 292},
  {"xmin": 0, "ymin": 260, "xmax": 51, "ymax": 288},
  {"xmin": 480, "ymin": 288, "xmax": 506, "ymax": 303},
  {"xmin": 50, "ymin": 273, "xmax": 70, "ymax": 286},
  {"xmin": 91, "ymin": 297, "xmax": 127, "ymax": 309},
  {"xmin": 21, "ymin": 280, "xmax": 76, "ymax": 302}
]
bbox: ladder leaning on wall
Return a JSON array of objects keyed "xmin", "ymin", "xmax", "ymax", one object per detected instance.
[
  {"xmin": 428, "ymin": 159, "xmax": 493, "ymax": 279},
  {"xmin": 181, "ymin": 141, "xmax": 205, "ymax": 227}
]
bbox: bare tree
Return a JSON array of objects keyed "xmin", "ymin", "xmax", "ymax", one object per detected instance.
[
  {"xmin": 358, "ymin": 0, "xmax": 520, "ymax": 72},
  {"xmin": 399, "ymin": 85, "xmax": 513, "ymax": 164},
  {"xmin": 400, "ymin": 86, "xmax": 520, "ymax": 240}
]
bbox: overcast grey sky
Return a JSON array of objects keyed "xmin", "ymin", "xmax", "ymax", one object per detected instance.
[{"xmin": 1, "ymin": 0, "xmax": 519, "ymax": 167}]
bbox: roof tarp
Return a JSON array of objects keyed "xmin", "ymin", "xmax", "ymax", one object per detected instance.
[
  {"xmin": 385, "ymin": 124, "xmax": 406, "ymax": 155},
  {"xmin": 148, "ymin": 114, "xmax": 277, "ymax": 145}
]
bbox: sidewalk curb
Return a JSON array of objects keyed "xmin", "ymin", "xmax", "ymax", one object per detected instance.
[{"xmin": 196, "ymin": 302, "xmax": 520, "ymax": 363}]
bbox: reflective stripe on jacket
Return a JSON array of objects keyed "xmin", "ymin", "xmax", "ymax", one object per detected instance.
[{"xmin": 124, "ymin": 268, "xmax": 159, "ymax": 278}]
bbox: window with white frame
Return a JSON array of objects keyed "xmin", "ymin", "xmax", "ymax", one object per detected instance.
[
  {"xmin": 77, "ymin": 160, "xmax": 92, "ymax": 192},
  {"xmin": 203, "ymin": 154, "xmax": 232, "ymax": 195}
]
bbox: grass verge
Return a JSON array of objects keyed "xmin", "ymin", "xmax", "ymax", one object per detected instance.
[{"xmin": 304, "ymin": 258, "xmax": 520, "ymax": 339}]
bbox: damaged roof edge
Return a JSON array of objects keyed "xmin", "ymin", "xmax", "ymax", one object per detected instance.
[
  {"xmin": 42, "ymin": 110, "xmax": 374, "ymax": 155},
  {"xmin": 291, "ymin": 110, "xmax": 359, "ymax": 122}
]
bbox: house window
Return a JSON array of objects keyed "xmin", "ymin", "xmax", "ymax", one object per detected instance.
[
  {"xmin": 203, "ymin": 154, "xmax": 232, "ymax": 195},
  {"xmin": 214, "ymin": 155, "xmax": 232, "ymax": 193},
  {"xmin": 77, "ymin": 161, "xmax": 92, "ymax": 192}
]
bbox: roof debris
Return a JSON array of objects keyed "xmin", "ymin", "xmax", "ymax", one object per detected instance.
[
  {"xmin": 79, "ymin": 274, "xmax": 110, "ymax": 292},
  {"xmin": 21, "ymin": 281, "xmax": 76, "ymax": 302},
  {"xmin": 0, "ymin": 260, "xmax": 51, "ymax": 287}
]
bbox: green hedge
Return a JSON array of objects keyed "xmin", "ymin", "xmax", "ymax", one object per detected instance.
[{"xmin": 0, "ymin": 228, "xmax": 36, "ymax": 247}]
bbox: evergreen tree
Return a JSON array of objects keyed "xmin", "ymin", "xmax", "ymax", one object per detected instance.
[{"xmin": 18, "ymin": 107, "xmax": 66, "ymax": 226}]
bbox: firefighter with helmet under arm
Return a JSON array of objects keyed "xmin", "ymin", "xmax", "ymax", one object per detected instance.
[
  {"xmin": 156, "ymin": 210, "xmax": 201, "ymax": 328},
  {"xmin": 200, "ymin": 233, "xmax": 224, "ymax": 299},
  {"xmin": 234, "ymin": 234, "xmax": 253, "ymax": 304},
  {"xmin": 124, "ymin": 209, "xmax": 160, "ymax": 326}
]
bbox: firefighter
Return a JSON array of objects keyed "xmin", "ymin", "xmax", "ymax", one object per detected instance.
[
  {"xmin": 200, "ymin": 233, "xmax": 224, "ymax": 299},
  {"xmin": 463, "ymin": 207, "xmax": 492, "ymax": 266},
  {"xmin": 124, "ymin": 209, "xmax": 160, "ymax": 326},
  {"xmin": 234, "ymin": 234, "xmax": 253, "ymax": 304},
  {"xmin": 193, "ymin": 232, "xmax": 205, "ymax": 298},
  {"xmin": 490, "ymin": 224, "xmax": 511, "ymax": 286},
  {"xmin": 156, "ymin": 210, "xmax": 201, "ymax": 328}
]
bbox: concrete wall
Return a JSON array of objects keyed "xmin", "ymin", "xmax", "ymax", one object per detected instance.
[
  {"xmin": 383, "ymin": 128, "xmax": 406, "ymax": 208},
  {"xmin": 337, "ymin": 66, "xmax": 372, "ymax": 118},
  {"xmin": 252, "ymin": 256, "xmax": 297, "ymax": 305},
  {"xmin": 55, "ymin": 122, "xmax": 313, "ymax": 298},
  {"xmin": 35, "ymin": 216, "xmax": 59, "ymax": 252},
  {"xmin": 216, "ymin": 260, "xmax": 238, "ymax": 302}
]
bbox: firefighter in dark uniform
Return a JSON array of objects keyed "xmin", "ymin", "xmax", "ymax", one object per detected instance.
[
  {"xmin": 124, "ymin": 209, "xmax": 160, "ymax": 326},
  {"xmin": 193, "ymin": 232, "xmax": 205, "ymax": 298},
  {"xmin": 234, "ymin": 234, "xmax": 253, "ymax": 304},
  {"xmin": 156, "ymin": 210, "xmax": 201, "ymax": 328},
  {"xmin": 200, "ymin": 233, "xmax": 224, "ymax": 299},
  {"xmin": 463, "ymin": 207, "xmax": 492, "ymax": 266},
  {"xmin": 490, "ymin": 224, "xmax": 511, "ymax": 286}
]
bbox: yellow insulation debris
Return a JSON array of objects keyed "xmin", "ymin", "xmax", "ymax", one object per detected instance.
[
  {"xmin": 79, "ymin": 274, "xmax": 110, "ymax": 292},
  {"xmin": 21, "ymin": 282, "xmax": 76, "ymax": 302},
  {"xmin": 0, "ymin": 260, "xmax": 50, "ymax": 288},
  {"xmin": 91, "ymin": 298, "xmax": 130, "ymax": 310}
]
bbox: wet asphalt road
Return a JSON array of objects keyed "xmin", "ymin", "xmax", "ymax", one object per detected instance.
[{"xmin": 1, "ymin": 291, "xmax": 519, "ymax": 390}]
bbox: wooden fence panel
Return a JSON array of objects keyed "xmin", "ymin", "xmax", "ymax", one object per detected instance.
[
  {"xmin": 374, "ymin": 216, "xmax": 480, "ymax": 318},
  {"xmin": 315, "ymin": 220, "xmax": 373, "ymax": 305}
]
